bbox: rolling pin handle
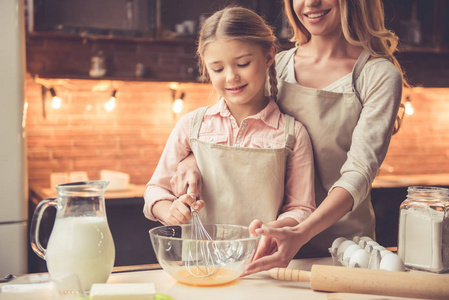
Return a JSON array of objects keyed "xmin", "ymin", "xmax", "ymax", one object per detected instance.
[{"xmin": 268, "ymin": 268, "xmax": 311, "ymax": 282}]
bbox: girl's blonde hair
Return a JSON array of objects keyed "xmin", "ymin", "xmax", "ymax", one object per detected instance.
[
  {"xmin": 283, "ymin": 0, "xmax": 407, "ymax": 133},
  {"xmin": 197, "ymin": 6, "xmax": 279, "ymax": 101}
]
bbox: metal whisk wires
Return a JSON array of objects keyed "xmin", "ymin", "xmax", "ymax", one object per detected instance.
[{"xmin": 185, "ymin": 193, "xmax": 220, "ymax": 277}]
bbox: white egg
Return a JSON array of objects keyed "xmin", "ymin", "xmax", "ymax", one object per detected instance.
[
  {"xmin": 368, "ymin": 249, "xmax": 382, "ymax": 269},
  {"xmin": 364, "ymin": 244, "xmax": 373, "ymax": 253},
  {"xmin": 349, "ymin": 249, "xmax": 370, "ymax": 268},
  {"xmin": 360, "ymin": 236, "xmax": 373, "ymax": 242},
  {"xmin": 364, "ymin": 241, "xmax": 379, "ymax": 253},
  {"xmin": 330, "ymin": 237, "xmax": 347, "ymax": 254},
  {"xmin": 337, "ymin": 240, "xmax": 356, "ymax": 258},
  {"xmin": 343, "ymin": 244, "xmax": 362, "ymax": 265},
  {"xmin": 366, "ymin": 241, "xmax": 379, "ymax": 247},
  {"xmin": 379, "ymin": 253, "xmax": 405, "ymax": 272},
  {"xmin": 358, "ymin": 239, "xmax": 367, "ymax": 249},
  {"xmin": 352, "ymin": 236, "xmax": 361, "ymax": 244},
  {"xmin": 373, "ymin": 245, "xmax": 386, "ymax": 252},
  {"xmin": 380, "ymin": 250, "xmax": 392, "ymax": 258}
]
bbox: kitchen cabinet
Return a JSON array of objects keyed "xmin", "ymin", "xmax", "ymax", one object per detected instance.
[
  {"xmin": 371, "ymin": 182, "xmax": 449, "ymax": 248},
  {"xmin": 25, "ymin": 0, "xmax": 288, "ymax": 82},
  {"xmin": 370, "ymin": 187, "xmax": 408, "ymax": 248},
  {"xmin": 26, "ymin": 1, "xmax": 449, "ymax": 84},
  {"xmin": 29, "ymin": 0, "xmax": 286, "ymax": 43},
  {"xmin": 384, "ymin": 0, "xmax": 448, "ymax": 52},
  {"xmin": 383, "ymin": 0, "xmax": 449, "ymax": 87},
  {"xmin": 28, "ymin": 187, "xmax": 161, "ymax": 273}
]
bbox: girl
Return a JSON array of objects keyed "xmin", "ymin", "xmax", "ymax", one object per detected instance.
[
  {"xmin": 144, "ymin": 7, "xmax": 315, "ymax": 235},
  {"xmin": 171, "ymin": 0, "xmax": 406, "ymax": 275}
]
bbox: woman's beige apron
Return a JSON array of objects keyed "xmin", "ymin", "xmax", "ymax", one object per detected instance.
[
  {"xmin": 276, "ymin": 48, "xmax": 375, "ymax": 257},
  {"xmin": 190, "ymin": 106, "xmax": 295, "ymax": 226}
]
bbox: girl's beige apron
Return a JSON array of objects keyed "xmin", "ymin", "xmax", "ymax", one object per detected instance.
[
  {"xmin": 276, "ymin": 48, "xmax": 375, "ymax": 256},
  {"xmin": 190, "ymin": 107, "xmax": 295, "ymax": 226}
]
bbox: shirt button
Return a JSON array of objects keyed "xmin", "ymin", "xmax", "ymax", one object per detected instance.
[
  {"xmin": 209, "ymin": 137, "xmax": 214, "ymax": 142},
  {"xmin": 232, "ymin": 121, "xmax": 237, "ymax": 127},
  {"xmin": 265, "ymin": 144, "xmax": 271, "ymax": 148},
  {"xmin": 235, "ymin": 143, "xmax": 240, "ymax": 147},
  {"xmin": 242, "ymin": 122, "xmax": 248, "ymax": 127}
]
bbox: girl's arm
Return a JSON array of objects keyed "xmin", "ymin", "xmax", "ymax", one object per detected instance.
[{"xmin": 143, "ymin": 112, "xmax": 194, "ymax": 222}]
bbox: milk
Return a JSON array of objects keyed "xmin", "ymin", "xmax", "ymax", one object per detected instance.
[{"xmin": 45, "ymin": 216, "xmax": 115, "ymax": 291}]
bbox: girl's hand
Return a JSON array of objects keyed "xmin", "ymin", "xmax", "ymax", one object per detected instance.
[
  {"xmin": 170, "ymin": 153, "xmax": 202, "ymax": 198},
  {"xmin": 164, "ymin": 194, "xmax": 205, "ymax": 225}
]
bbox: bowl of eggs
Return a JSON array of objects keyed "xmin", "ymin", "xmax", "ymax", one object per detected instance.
[
  {"xmin": 149, "ymin": 224, "xmax": 260, "ymax": 286},
  {"xmin": 329, "ymin": 236, "xmax": 405, "ymax": 272}
]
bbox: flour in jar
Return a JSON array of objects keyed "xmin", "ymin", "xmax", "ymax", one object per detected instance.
[
  {"xmin": 45, "ymin": 216, "xmax": 115, "ymax": 290},
  {"xmin": 398, "ymin": 206, "xmax": 449, "ymax": 273}
]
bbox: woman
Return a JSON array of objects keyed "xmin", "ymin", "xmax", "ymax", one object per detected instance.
[{"xmin": 171, "ymin": 0, "xmax": 406, "ymax": 275}]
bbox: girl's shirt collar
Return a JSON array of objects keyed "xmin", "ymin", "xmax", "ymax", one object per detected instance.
[{"xmin": 206, "ymin": 98, "xmax": 281, "ymax": 129}]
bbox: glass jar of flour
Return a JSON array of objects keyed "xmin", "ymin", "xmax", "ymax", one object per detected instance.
[{"xmin": 397, "ymin": 186, "xmax": 449, "ymax": 273}]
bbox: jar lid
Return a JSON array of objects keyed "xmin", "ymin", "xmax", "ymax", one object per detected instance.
[{"xmin": 407, "ymin": 186, "xmax": 449, "ymax": 200}]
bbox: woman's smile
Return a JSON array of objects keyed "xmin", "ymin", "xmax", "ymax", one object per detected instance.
[{"xmin": 304, "ymin": 9, "xmax": 331, "ymax": 20}]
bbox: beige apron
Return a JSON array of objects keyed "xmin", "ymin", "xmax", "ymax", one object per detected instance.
[
  {"xmin": 276, "ymin": 48, "xmax": 375, "ymax": 256},
  {"xmin": 190, "ymin": 106, "xmax": 295, "ymax": 226}
]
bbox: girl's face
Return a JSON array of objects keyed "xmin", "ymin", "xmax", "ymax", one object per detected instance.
[
  {"xmin": 293, "ymin": 0, "xmax": 342, "ymax": 37},
  {"xmin": 203, "ymin": 38, "xmax": 273, "ymax": 111}
]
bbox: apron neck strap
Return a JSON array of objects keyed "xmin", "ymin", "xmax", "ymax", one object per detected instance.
[
  {"xmin": 191, "ymin": 106, "xmax": 209, "ymax": 139},
  {"xmin": 351, "ymin": 51, "xmax": 371, "ymax": 100},
  {"xmin": 276, "ymin": 47, "xmax": 296, "ymax": 77},
  {"xmin": 284, "ymin": 114, "xmax": 295, "ymax": 150}
]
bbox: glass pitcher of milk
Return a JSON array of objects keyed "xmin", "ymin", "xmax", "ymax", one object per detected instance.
[{"xmin": 30, "ymin": 180, "xmax": 115, "ymax": 291}]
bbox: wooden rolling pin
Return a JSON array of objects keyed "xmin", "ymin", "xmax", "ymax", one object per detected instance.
[{"xmin": 268, "ymin": 265, "xmax": 449, "ymax": 299}]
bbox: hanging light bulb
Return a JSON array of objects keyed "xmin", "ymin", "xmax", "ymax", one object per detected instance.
[
  {"xmin": 405, "ymin": 96, "xmax": 414, "ymax": 115},
  {"xmin": 105, "ymin": 89, "xmax": 117, "ymax": 112},
  {"xmin": 49, "ymin": 87, "xmax": 61, "ymax": 109},
  {"xmin": 173, "ymin": 92, "xmax": 185, "ymax": 114}
]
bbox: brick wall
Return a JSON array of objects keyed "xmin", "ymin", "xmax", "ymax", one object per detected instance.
[
  {"xmin": 380, "ymin": 87, "xmax": 449, "ymax": 176},
  {"xmin": 25, "ymin": 73, "xmax": 218, "ymax": 188},
  {"xmin": 25, "ymin": 73, "xmax": 449, "ymax": 188}
]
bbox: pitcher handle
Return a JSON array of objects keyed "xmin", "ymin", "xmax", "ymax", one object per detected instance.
[{"xmin": 30, "ymin": 198, "xmax": 58, "ymax": 260}]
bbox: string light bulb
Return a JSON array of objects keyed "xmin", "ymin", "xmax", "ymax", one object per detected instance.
[
  {"xmin": 105, "ymin": 89, "xmax": 117, "ymax": 112},
  {"xmin": 49, "ymin": 87, "xmax": 61, "ymax": 109},
  {"xmin": 405, "ymin": 96, "xmax": 414, "ymax": 115},
  {"xmin": 173, "ymin": 92, "xmax": 185, "ymax": 114}
]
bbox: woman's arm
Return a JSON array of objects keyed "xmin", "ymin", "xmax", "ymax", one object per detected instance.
[
  {"xmin": 243, "ymin": 187, "xmax": 353, "ymax": 276},
  {"xmin": 277, "ymin": 121, "xmax": 315, "ymax": 223},
  {"xmin": 170, "ymin": 153, "xmax": 202, "ymax": 199},
  {"xmin": 332, "ymin": 60, "xmax": 402, "ymax": 210}
]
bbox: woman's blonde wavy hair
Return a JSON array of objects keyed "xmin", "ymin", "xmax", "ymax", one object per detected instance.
[
  {"xmin": 283, "ymin": 0, "xmax": 407, "ymax": 133},
  {"xmin": 197, "ymin": 6, "xmax": 279, "ymax": 101}
]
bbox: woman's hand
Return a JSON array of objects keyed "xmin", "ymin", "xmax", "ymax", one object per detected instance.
[
  {"xmin": 248, "ymin": 219, "xmax": 278, "ymax": 260},
  {"xmin": 243, "ymin": 188, "xmax": 354, "ymax": 276},
  {"xmin": 170, "ymin": 153, "xmax": 202, "ymax": 199},
  {"xmin": 242, "ymin": 220, "xmax": 308, "ymax": 276}
]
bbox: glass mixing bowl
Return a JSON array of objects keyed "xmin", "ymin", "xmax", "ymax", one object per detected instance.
[{"xmin": 149, "ymin": 224, "xmax": 260, "ymax": 286}]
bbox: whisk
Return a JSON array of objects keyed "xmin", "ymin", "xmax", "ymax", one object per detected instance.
[{"xmin": 185, "ymin": 188, "xmax": 220, "ymax": 277}]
